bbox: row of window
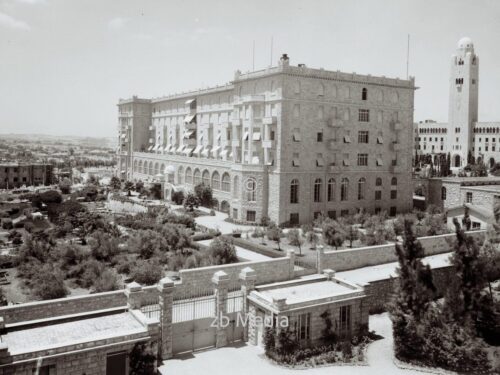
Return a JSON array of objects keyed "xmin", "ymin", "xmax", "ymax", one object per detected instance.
[
  {"xmin": 290, "ymin": 177, "xmax": 398, "ymax": 204},
  {"xmin": 418, "ymin": 127, "xmax": 447, "ymax": 134},
  {"xmin": 290, "ymin": 206, "xmax": 398, "ymax": 224}
]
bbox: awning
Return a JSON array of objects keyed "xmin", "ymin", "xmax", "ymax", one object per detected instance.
[
  {"xmin": 185, "ymin": 98, "xmax": 195, "ymax": 105},
  {"xmin": 147, "ymin": 146, "xmax": 153, "ymax": 151},
  {"xmin": 184, "ymin": 114, "xmax": 196, "ymax": 124},
  {"xmin": 266, "ymin": 159, "xmax": 274, "ymax": 166},
  {"xmin": 344, "ymin": 135, "xmax": 351, "ymax": 143},
  {"xmin": 164, "ymin": 145, "xmax": 171, "ymax": 152},
  {"xmin": 376, "ymin": 158, "xmax": 384, "ymax": 166},
  {"xmin": 316, "ymin": 158, "xmax": 325, "ymax": 167},
  {"xmin": 193, "ymin": 145, "xmax": 204, "ymax": 155},
  {"xmin": 251, "ymin": 156, "xmax": 260, "ymax": 164},
  {"xmin": 343, "ymin": 159, "xmax": 350, "ymax": 166},
  {"xmin": 176, "ymin": 145, "xmax": 185, "ymax": 153},
  {"xmin": 216, "ymin": 132, "xmax": 222, "ymax": 140},
  {"xmin": 242, "ymin": 132, "xmax": 249, "ymax": 141},
  {"xmin": 201, "ymin": 147, "xmax": 211, "ymax": 157},
  {"xmin": 293, "ymin": 132, "xmax": 301, "ymax": 142},
  {"xmin": 252, "ymin": 132, "xmax": 261, "ymax": 141},
  {"xmin": 211, "ymin": 146, "xmax": 221, "ymax": 157},
  {"xmin": 183, "ymin": 147, "xmax": 194, "ymax": 156},
  {"xmin": 220, "ymin": 149, "xmax": 229, "ymax": 158},
  {"xmin": 120, "ymin": 134, "xmax": 126, "ymax": 139},
  {"xmin": 153, "ymin": 144, "xmax": 161, "ymax": 151},
  {"xmin": 184, "ymin": 130, "xmax": 195, "ymax": 139},
  {"xmin": 292, "ymin": 158, "xmax": 300, "ymax": 167},
  {"xmin": 377, "ymin": 136, "xmax": 384, "ymax": 144}
]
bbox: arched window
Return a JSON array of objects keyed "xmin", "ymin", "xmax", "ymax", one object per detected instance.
[
  {"xmin": 149, "ymin": 162, "xmax": 153, "ymax": 175},
  {"xmin": 376, "ymin": 177, "xmax": 382, "ymax": 186},
  {"xmin": 177, "ymin": 166, "xmax": 184, "ymax": 184},
  {"xmin": 441, "ymin": 187, "xmax": 447, "ymax": 200},
  {"xmin": 391, "ymin": 177, "xmax": 397, "ymax": 186},
  {"xmin": 341, "ymin": 178, "xmax": 349, "ymax": 201},
  {"xmin": 358, "ymin": 178, "xmax": 366, "ymax": 200},
  {"xmin": 185, "ymin": 167, "xmax": 192, "ymax": 184},
  {"xmin": 245, "ymin": 178, "xmax": 257, "ymax": 202},
  {"xmin": 221, "ymin": 172, "xmax": 230, "ymax": 192},
  {"xmin": 212, "ymin": 171, "xmax": 220, "ymax": 190},
  {"xmin": 327, "ymin": 178, "xmax": 335, "ymax": 201},
  {"xmin": 154, "ymin": 162, "xmax": 159, "ymax": 175},
  {"xmin": 362, "ymin": 88, "xmax": 367, "ymax": 101},
  {"xmin": 193, "ymin": 169, "xmax": 201, "ymax": 185},
  {"xmin": 138, "ymin": 160, "xmax": 142, "ymax": 173},
  {"xmin": 202, "ymin": 170, "xmax": 210, "ymax": 186},
  {"xmin": 313, "ymin": 178, "xmax": 322, "ymax": 202},
  {"xmin": 133, "ymin": 160, "xmax": 138, "ymax": 172},
  {"xmin": 318, "ymin": 83, "xmax": 325, "ymax": 97},
  {"xmin": 290, "ymin": 179, "xmax": 299, "ymax": 204}
]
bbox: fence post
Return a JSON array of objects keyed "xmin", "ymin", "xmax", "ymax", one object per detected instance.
[
  {"xmin": 287, "ymin": 249, "xmax": 295, "ymax": 279},
  {"xmin": 125, "ymin": 281, "xmax": 143, "ymax": 309},
  {"xmin": 212, "ymin": 270, "xmax": 229, "ymax": 348},
  {"xmin": 316, "ymin": 245, "xmax": 325, "ymax": 274},
  {"xmin": 239, "ymin": 267, "xmax": 256, "ymax": 341},
  {"xmin": 158, "ymin": 277, "xmax": 174, "ymax": 360}
]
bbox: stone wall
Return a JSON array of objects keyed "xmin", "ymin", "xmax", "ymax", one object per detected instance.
[
  {"xmin": 321, "ymin": 230, "xmax": 485, "ymax": 272},
  {"xmin": 364, "ymin": 265, "xmax": 453, "ymax": 313},
  {"xmin": 174, "ymin": 256, "xmax": 293, "ymax": 298},
  {"xmin": 0, "ymin": 290, "xmax": 127, "ymax": 325}
]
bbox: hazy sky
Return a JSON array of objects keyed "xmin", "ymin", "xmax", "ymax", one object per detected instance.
[{"xmin": 1, "ymin": 0, "xmax": 500, "ymax": 137}]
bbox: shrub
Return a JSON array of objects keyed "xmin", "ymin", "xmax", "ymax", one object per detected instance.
[
  {"xmin": 207, "ymin": 237, "xmax": 238, "ymax": 265},
  {"xmin": 209, "ymin": 209, "xmax": 215, "ymax": 216},
  {"xmin": 93, "ymin": 269, "xmax": 120, "ymax": 293},
  {"xmin": 194, "ymin": 183, "xmax": 213, "ymax": 207},
  {"xmin": 183, "ymin": 193, "xmax": 200, "ymax": 212},
  {"xmin": 32, "ymin": 265, "xmax": 68, "ymax": 300},
  {"xmin": 131, "ymin": 260, "xmax": 163, "ymax": 285},
  {"xmin": 129, "ymin": 342, "xmax": 157, "ymax": 375},
  {"xmin": 2, "ymin": 219, "xmax": 13, "ymax": 230},
  {"xmin": 40, "ymin": 190, "xmax": 62, "ymax": 205},
  {"xmin": 171, "ymin": 190, "xmax": 185, "ymax": 205}
]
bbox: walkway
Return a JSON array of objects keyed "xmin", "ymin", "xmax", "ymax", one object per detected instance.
[
  {"xmin": 197, "ymin": 239, "xmax": 272, "ymax": 262},
  {"xmin": 193, "ymin": 207, "xmax": 255, "ymax": 234},
  {"xmin": 158, "ymin": 313, "xmax": 436, "ymax": 375}
]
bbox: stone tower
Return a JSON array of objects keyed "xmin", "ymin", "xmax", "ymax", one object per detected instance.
[{"xmin": 448, "ymin": 37, "xmax": 479, "ymax": 167}]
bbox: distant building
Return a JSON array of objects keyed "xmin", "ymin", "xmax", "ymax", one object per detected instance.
[
  {"xmin": 0, "ymin": 163, "xmax": 53, "ymax": 189},
  {"xmin": 117, "ymin": 54, "xmax": 416, "ymax": 225},
  {"xmin": 427, "ymin": 176, "xmax": 500, "ymax": 229},
  {"xmin": 414, "ymin": 37, "xmax": 500, "ymax": 169}
]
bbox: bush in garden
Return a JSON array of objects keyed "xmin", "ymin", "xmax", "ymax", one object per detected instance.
[
  {"xmin": 93, "ymin": 269, "xmax": 120, "ymax": 293},
  {"xmin": 131, "ymin": 260, "xmax": 163, "ymax": 285},
  {"xmin": 129, "ymin": 342, "xmax": 157, "ymax": 375},
  {"xmin": 194, "ymin": 183, "xmax": 213, "ymax": 207},
  {"xmin": 171, "ymin": 190, "xmax": 185, "ymax": 205},
  {"xmin": 32, "ymin": 264, "xmax": 68, "ymax": 300},
  {"xmin": 207, "ymin": 237, "xmax": 238, "ymax": 265}
]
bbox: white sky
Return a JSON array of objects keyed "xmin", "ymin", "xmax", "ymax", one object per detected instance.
[{"xmin": 1, "ymin": 0, "xmax": 500, "ymax": 137}]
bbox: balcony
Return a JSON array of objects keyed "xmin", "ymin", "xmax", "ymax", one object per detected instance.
[
  {"xmin": 262, "ymin": 140, "xmax": 275, "ymax": 148},
  {"xmin": 263, "ymin": 116, "xmax": 277, "ymax": 125}
]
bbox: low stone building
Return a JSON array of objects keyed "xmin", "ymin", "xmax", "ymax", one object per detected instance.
[{"xmin": 246, "ymin": 270, "xmax": 368, "ymax": 348}]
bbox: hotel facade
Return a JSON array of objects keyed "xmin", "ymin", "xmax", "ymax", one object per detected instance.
[{"xmin": 117, "ymin": 54, "xmax": 415, "ymax": 225}]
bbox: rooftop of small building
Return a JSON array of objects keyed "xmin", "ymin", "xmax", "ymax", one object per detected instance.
[
  {"xmin": 433, "ymin": 176, "xmax": 500, "ymax": 186},
  {"xmin": 1, "ymin": 312, "xmax": 149, "ymax": 356},
  {"xmin": 248, "ymin": 275, "xmax": 364, "ymax": 312}
]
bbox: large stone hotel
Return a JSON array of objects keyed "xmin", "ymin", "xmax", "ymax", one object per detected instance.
[{"xmin": 117, "ymin": 54, "xmax": 415, "ymax": 225}]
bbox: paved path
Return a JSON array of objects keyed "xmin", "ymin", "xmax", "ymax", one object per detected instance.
[
  {"xmin": 194, "ymin": 207, "xmax": 255, "ymax": 234},
  {"xmin": 197, "ymin": 239, "xmax": 272, "ymax": 261},
  {"xmin": 158, "ymin": 313, "xmax": 436, "ymax": 375}
]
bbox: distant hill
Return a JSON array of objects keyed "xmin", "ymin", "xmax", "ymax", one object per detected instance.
[{"xmin": 0, "ymin": 133, "xmax": 115, "ymax": 148}]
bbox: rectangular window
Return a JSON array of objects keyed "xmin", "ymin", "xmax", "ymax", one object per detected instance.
[
  {"xmin": 292, "ymin": 152, "xmax": 300, "ymax": 167},
  {"xmin": 270, "ymin": 130, "xmax": 275, "ymax": 141},
  {"xmin": 466, "ymin": 192, "xmax": 473, "ymax": 203},
  {"xmin": 292, "ymin": 130, "xmax": 301, "ymax": 142},
  {"xmin": 375, "ymin": 190, "xmax": 382, "ymax": 200},
  {"xmin": 339, "ymin": 305, "xmax": 351, "ymax": 337},
  {"xmin": 33, "ymin": 365, "xmax": 56, "ymax": 375},
  {"xmin": 232, "ymin": 208, "xmax": 238, "ymax": 220},
  {"xmin": 390, "ymin": 206, "xmax": 397, "ymax": 216},
  {"xmin": 357, "ymin": 154, "xmax": 368, "ymax": 166},
  {"xmin": 374, "ymin": 207, "xmax": 381, "ymax": 214},
  {"xmin": 290, "ymin": 213, "xmax": 299, "ymax": 225},
  {"xmin": 472, "ymin": 222, "xmax": 481, "ymax": 229},
  {"xmin": 246, "ymin": 210, "xmax": 256, "ymax": 222},
  {"xmin": 327, "ymin": 210, "xmax": 336, "ymax": 220},
  {"xmin": 296, "ymin": 313, "xmax": 311, "ymax": 341},
  {"xmin": 358, "ymin": 109, "xmax": 369, "ymax": 122},
  {"xmin": 341, "ymin": 209, "xmax": 349, "ymax": 217},
  {"xmin": 391, "ymin": 190, "xmax": 397, "ymax": 199},
  {"xmin": 317, "ymin": 132, "xmax": 323, "ymax": 142},
  {"xmin": 358, "ymin": 131, "xmax": 369, "ymax": 143}
]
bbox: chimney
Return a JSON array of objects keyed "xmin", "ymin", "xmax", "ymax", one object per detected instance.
[{"xmin": 279, "ymin": 53, "xmax": 290, "ymax": 67}]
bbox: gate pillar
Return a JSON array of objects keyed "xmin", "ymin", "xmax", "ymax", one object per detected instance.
[
  {"xmin": 239, "ymin": 267, "xmax": 256, "ymax": 341},
  {"xmin": 158, "ymin": 277, "xmax": 174, "ymax": 360},
  {"xmin": 125, "ymin": 281, "xmax": 143, "ymax": 309},
  {"xmin": 212, "ymin": 270, "xmax": 229, "ymax": 348}
]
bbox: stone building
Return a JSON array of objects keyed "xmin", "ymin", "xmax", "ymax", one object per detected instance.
[
  {"xmin": 117, "ymin": 54, "xmax": 416, "ymax": 224},
  {"xmin": 246, "ymin": 270, "xmax": 368, "ymax": 347},
  {"xmin": 414, "ymin": 37, "xmax": 500, "ymax": 169},
  {"xmin": 0, "ymin": 163, "xmax": 53, "ymax": 189}
]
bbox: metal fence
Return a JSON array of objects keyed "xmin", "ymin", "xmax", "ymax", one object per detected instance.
[
  {"xmin": 140, "ymin": 295, "xmax": 161, "ymax": 320},
  {"xmin": 173, "ymin": 289, "xmax": 216, "ymax": 323}
]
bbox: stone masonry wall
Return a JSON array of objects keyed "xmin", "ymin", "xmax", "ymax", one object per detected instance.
[
  {"xmin": 321, "ymin": 230, "xmax": 485, "ymax": 272},
  {"xmin": 0, "ymin": 290, "xmax": 127, "ymax": 325}
]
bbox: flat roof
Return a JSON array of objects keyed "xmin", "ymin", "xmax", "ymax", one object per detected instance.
[
  {"xmin": 436, "ymin": 177, "xmax": 500, "ymax": 185},
  {"xmin": 258, "ymin": 280, "xmax": 355, "ymax": 305},
  {"xmin": 1, "ymin": 312, "xmax": 147, "ymax": 356}
]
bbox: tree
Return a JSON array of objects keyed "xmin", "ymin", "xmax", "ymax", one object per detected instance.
[
  {"xmin": 129, "ymin": 342, "xmax": 157, "ymax": 375},
  {"xmin": 305, "ymin": 230, "xmax": 320, "ymax": 250},
  {"xmin": 32, "ymin": 264, "xmax": 68, "ymax": 300},
  {"xmin": 124, "ymin": 181, "xmax": 134, "ymax": 196},
  {"xmin": 338, "ymin": 218, "xmax": 359, "ymax": 248},
  {"xmin": 287, "ymin": 228, "xmax": 304, "ymax": 255},
  {"xmin": 131, "ymin": 260, "xmax": 163, "ymax": 285},
  {"xmin": 462, "ymin": 208, "xmax": 472, "ymax": 231},
  {"xmin": 467, "ymin": 150, "xmax": 473, "ymax": 165},
  {"xmin": 171, "ymin": 190, "xmax": 185, "ymax": 205},
  {"xmin": 135, "ymin": 180, "xmax": 145, "ymax": 193},
  {"xmin": 40, "ymin": 190, "xmax": 62, "ymax": 205},
  {"xmin": 88, "ymin": 230, "xmax": 120, "ymax": 261},
  {"xmin": 59, "ymin": 178, "xmax": 72, "ymax": 194},
  {"xmin": 388, "ymin": 220, "xmax": 436, "ymax": 360},
  {"xmin": 266, "ymin": 223, "xmax": 283, "ymax": 251},
  {"xmin": 183, "ymin": 193, "xmax": 200, "ymax": 212},
  {"xmin": 110, "ymin": 176, "xmax": 121, "ymax": 190},
  {"xmin": 321, "ymin": 218, "xmax": 345, "ymax": 249},
  {"xmin": 148, "ymin": 183, "xmax": 162, "ymax": 200},
  {"xmin": 0, "ymin": 288, "xmax": 7, "ymax": 306},
  {"xmin": 127, "ymin": 229, "xmax": 169, "ymax": 259},
  {"xmin": 471, "ymin": 162, "xmax": 488, "ymax": 177},
  {"xmin": 194, "ymin": 183, "xmax": 213, "ymax": 207},
  {"xmin": 93, "ymin": 269, "xmax": 120, "ymax": 293},
  {"xmin": 207, "ymin": 237, "xmax": 238, "ymax": 265}
]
